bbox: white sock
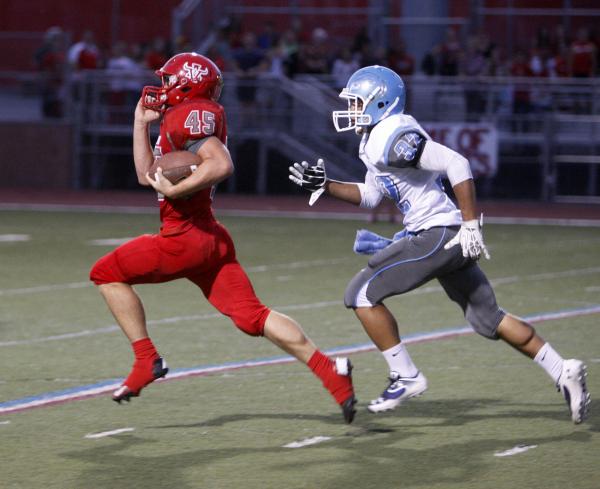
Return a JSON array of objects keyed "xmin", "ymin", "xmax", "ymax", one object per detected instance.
[
  {"xmin": 534, "ymin": 343, "xmax": 564, "ymax": 383},
  {"xmin": 382, "ymin": 343, "xmax": 419, "ymax": 378}
]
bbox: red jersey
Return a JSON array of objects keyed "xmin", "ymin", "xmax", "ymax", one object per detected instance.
[
  {"xmin": 571, "ymin": 40, "xmax": 595, "ymax": 77},
  {"xmin": 153, "ymin": 99, "xmax": 227, "ymax": 235}
]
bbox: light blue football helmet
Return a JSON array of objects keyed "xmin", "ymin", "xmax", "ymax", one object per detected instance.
[{"xmin": 332, "ymin": 65, "xmax": 406, "ymax": 133}]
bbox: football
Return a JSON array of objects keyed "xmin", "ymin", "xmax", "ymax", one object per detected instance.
[{"xmin": 149, "ymin": 150, "xmax": 202, "ymax": 184}]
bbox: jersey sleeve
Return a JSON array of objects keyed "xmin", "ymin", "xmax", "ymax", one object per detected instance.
[
  {"xmin": 385, "ymin": 131, "xmax": 427, "ymax": 168},
  {"xmin": 418, "ymin": 140, "xmax": 473, "ymax": 186}
]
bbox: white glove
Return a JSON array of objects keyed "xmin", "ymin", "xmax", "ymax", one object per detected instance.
[
  {"xmin": 288, "ymin": 158, "xmax": 326, "ymax": 206},
  {"xmin": 444, "ymin": 214, "xmax": 490, "ymax": 260}
]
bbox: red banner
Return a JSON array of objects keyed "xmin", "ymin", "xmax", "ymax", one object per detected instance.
[{"xmin": 424, "ymin": 123, "xmax": 498, "ymax": 178}]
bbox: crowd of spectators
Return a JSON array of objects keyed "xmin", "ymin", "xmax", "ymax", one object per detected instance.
[{"xmin": 33, "ymin": 19, "xmax": 599, "ymax": 119}]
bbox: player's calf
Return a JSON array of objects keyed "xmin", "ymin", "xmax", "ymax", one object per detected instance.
[{"xmin": 308, "ymin": 352, "xmax": 357, "ymax": 423}]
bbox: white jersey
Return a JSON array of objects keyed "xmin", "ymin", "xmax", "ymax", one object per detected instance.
[{"xmin": 358, "ymin": 113, "xmax": 463, "ymax": 233}]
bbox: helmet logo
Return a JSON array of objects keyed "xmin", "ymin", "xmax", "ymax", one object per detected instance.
[{"xmin": 182, "ymin": 62, "xmax": 209, "ymax": 82}]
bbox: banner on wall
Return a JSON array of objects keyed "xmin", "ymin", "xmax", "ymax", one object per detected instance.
[{"xmin": 423, "ymin": 123, "xmax": 498, "ymax": 178}]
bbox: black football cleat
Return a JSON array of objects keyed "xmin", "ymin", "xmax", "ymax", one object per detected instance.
[
  {"xmin": 112, "ymin": 357, "xmax": 169, "ymax": 404},
  {"xmin": 334, "ymin": 357, "xmax": 356, "ymax": 424},
  {"xmin": 341, "ymin": 395, "xmax": 357, "ymax": 424}
]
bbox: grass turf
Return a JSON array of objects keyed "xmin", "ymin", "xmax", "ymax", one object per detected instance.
[{"xmin": 0, "ymin": 210, "xmax": 599, "ymax": 489}]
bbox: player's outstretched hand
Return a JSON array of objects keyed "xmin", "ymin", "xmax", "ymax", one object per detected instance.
[
  {"xmin": 288, "ymin": 158, "xmax": 327, "ymax": 206},
  {"xmin": 135, "ymin": 98, "xmax": 161, "ymax": 125},
  {"xmin": 444, "ymin": 215, "xmax": 490, "ymax": 260}
]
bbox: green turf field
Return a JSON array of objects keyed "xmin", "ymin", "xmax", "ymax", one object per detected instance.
[{"xmin": 1, "ymin": 210, "xmax": 599, "ymax": 489}]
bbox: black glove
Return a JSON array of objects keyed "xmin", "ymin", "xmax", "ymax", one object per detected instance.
[{"xmin": 288, "ymin": 159, "xmax": 326, "ymax": 192}]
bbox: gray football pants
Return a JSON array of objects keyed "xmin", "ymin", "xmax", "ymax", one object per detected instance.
[{"xmin": 344, "ymin": 226, "xmax": 505, "ymax": 339}]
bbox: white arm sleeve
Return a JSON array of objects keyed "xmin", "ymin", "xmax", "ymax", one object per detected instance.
[
  {"xmin": 357, "ymin": 171, "xmax": 384, "ymax": 209},
  {"xmin": 417, "ymin": 140, "xmax": 473, "ymax": 187}
]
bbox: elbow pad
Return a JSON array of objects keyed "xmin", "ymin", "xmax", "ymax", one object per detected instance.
[{"xmin": 418, "ymin": 140, "xmax": 473, "ymax": 186}]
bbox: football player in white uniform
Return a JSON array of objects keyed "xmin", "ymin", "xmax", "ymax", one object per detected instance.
[{"xmin": 289, "ymin": 65, "xmax": 590, "ymax": 423}]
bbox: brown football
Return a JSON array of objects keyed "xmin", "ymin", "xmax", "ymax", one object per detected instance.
[{"xmin": 149, "ymin": 151, "xmax": 202, "ymax": 184}]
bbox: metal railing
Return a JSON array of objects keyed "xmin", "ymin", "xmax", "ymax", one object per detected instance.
[{"xmin": 1, "ymin": 69, "xmax": 599, "ymax": 202}]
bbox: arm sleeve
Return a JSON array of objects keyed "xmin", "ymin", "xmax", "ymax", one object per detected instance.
[
  {"xmin": 417, "ymin": 140, "xmax": 473, "ymax": 187},
  {"xmin": 385, "ymin": 131, "xmax": 426, "ymax": 168},
  {"xmin": 356, "ymin": 171, "xmax": 384, "ymax": 209},
  {"xmin": 185, "ymin": 138, "xmax": 208, "ymax": 154}
]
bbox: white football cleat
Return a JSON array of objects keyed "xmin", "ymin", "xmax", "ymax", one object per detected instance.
[
  {"xmin": 557, "ymin": 359, "xmax": 591, "ymax": 424},
  {"xmin": 368, "ymin": 370, "xmax": 427, "ymax": 413}
]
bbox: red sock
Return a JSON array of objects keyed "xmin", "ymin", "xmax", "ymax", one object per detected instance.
[
  {"xmin": 122, "ymin": 337, "xmax": 160, "ymax": 393},
  {"xmin": 308, "ymin": 350, "xmax": 354, "ymax": 405}
]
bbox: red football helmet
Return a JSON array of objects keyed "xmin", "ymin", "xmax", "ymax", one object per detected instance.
[{"xmin": 141, "ymin": 52, "xmax": 223, "ymax": 112}]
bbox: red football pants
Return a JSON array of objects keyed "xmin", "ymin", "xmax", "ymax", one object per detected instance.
[{"xmin": 90, "ymin": 220, "xmax": 270, "ymax": 336}]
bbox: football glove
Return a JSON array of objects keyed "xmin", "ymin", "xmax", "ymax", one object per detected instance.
[
  {"xmin": 288, "ymin": 158, "xmax": 327, "ymax": 206},
  {"xmin": 444, "ymin": 214, "xmax": 491, "ymax": 260}
]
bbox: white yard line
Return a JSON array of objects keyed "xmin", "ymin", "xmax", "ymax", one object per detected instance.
[
  {"xmin": 0, "ymin": 234, "xmax": 30, "ymax": 242},
  {"xmin": 2, "ymin": 266, "xmax": 600, "ymax": 347},
  {"xmin": 2, "ymin": 304, "xmax": 599, "ymax": 415},
  {"xmin": 84, "ymin": 427, "xmax": 135, "ymax": 439},
  {"xmin": 494, "ymin": 444, "xmax": 538, "ymax": 457},
  {"xmin": 0, "ymin": 258, "xmax": 351, "ymax": 297},
  {"xmin": 283, "ymin": 436, "xmax": 332, "ymax": 448},
  {"xmin": 0, "ymin": 282, "xmax": 91, "ymax": 297},
  {"xmin": 2, "ymin": 202, "xmax": 600, "ymax": 226}
]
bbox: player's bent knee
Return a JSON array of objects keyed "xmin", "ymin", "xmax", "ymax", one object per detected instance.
[
  {"xmin": 466, "ymin": 307, "xmax": 505, "ymax": 340},
  {"xmin": 230, "ymin": 305, "xmax": 271, "ymax": 337},
  {"xmin": 344, "ymin": 271, "xmax": 372, "ymax": 309},
  {"xmin": 90, "ymin": 254, "xmax": 124, "ymax": 285}
]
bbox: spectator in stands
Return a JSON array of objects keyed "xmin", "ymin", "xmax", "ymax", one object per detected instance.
[
  {"xmin": 569, "ymin": 27, "xmax": 597, "ymax": 113},
  {"xmin": 298, "ymin": 27, "xmax": 331, "ymax": 75},
  {"xmin": 107, "ymin": 41, "xmax": 145, "ymax": 122},
  {"xmin": 331, "ymin": 48, "xmax": 359, "ymax": 90},
  {"xmin": 206, "ymin": 45, "xmax": 227, "ymax": 71},
  {"xmin": 421, "ymin": 44, "xmax": 441, "ymax": 76},
  {"xmin": 68, "ymin": 30, "xmax": 101, "ymax": 71},
  {"xmin": 278, "ymin": 29, "xmax": 300, "ymax": 77},
  {"xmin": 388, "ymin": 41, "xmax": 415, "ymax": 76},
  {"xmin": 510, "ymin": 49, "xmax": 534, "ymax": 131},
  {"xmin": 257, "ymin": 20, "xmax": 279, "ymax": 51},
  {"xmin": 144, "ymin": 37, "xmax": 168, "ymax": 71},
  {"xmin": 569, "ymin": 27, "xmax": 597, "ymax": 78},
  {"xmin": 34, "ymin": 26, "xmax": 66, "ymax": 118},
  {"xmin": 439, "ymin": 28, "xmax": 462, "ymax": 76},
  {"xmin": 351, "ymin": 26, "xmax": 371, "ymax": 55},
  {"xmin": 290, "ymin": 17, "xmax": 311, "ymax": 45},
  {"xmin": 356, "ymin": 41, "xmax": 386, "ymax": 68},
  {"xmin": 487, "ymin": 45, "xmax": 509, "ymax": 77},
  {"xmin": 231, "ymin": 32, "xmax": 267, "ymax": 123},
  {"xmin": 547, "ymin": 45, "xmax": 569, "ymax": 78},
  {"xmin": 462, "ymin": 35, "xmax": 489, "ymax": 119}
]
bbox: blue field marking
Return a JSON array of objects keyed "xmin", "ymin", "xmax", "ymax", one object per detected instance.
[{"xmin": 1, "ymin": 304, "xmax": 599, "ymax": 415}]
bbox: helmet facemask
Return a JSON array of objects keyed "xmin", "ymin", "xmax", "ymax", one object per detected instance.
[
  {"xmin": 332, "ymin": 87, "xmax": 381, "ymax": 133},
  {"xmin": 141, "ymin": 72, "xmax": 177, "ymax": 112}
]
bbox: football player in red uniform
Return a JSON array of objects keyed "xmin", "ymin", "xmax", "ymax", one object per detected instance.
[{"xmin": 90, "ymin": 53, "xmax": 356, "ymax": 422}]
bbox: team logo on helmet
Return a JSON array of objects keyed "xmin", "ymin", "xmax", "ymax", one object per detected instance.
[{"xmin": 182, "ymin": 62, "xmax": 209, "ymax": 82}]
